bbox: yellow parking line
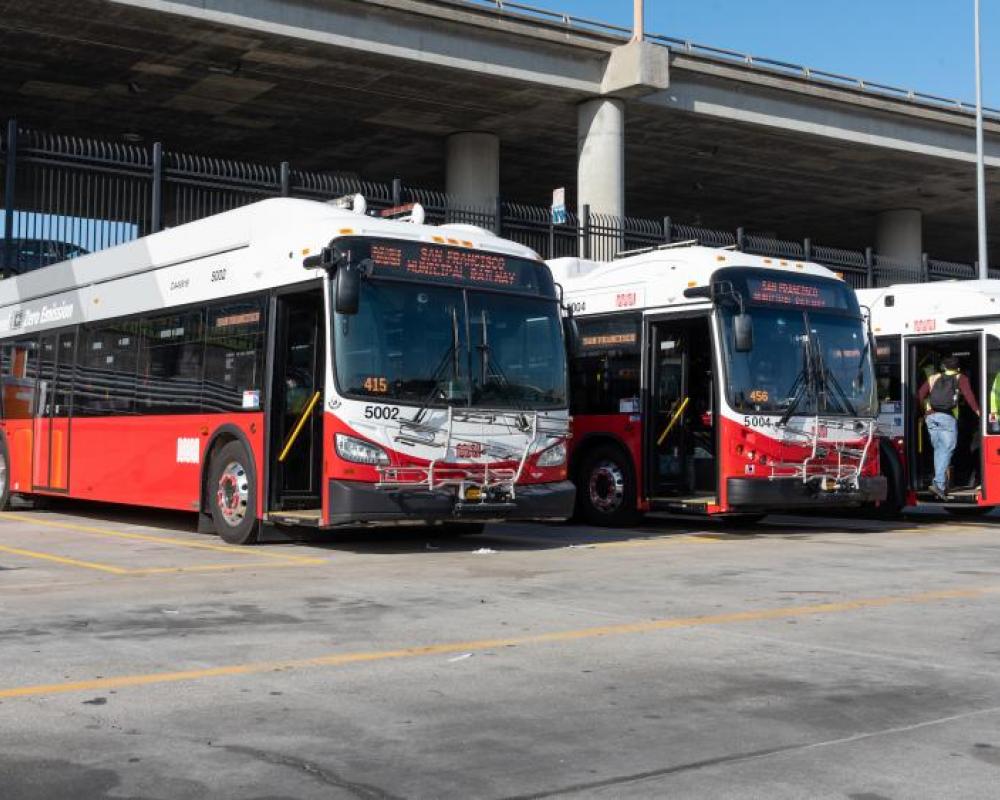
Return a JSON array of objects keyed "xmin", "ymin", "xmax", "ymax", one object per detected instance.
[
  {"xmin": 2, "ymin": 583, "xmax": 997, "ymax": 700},
  {"xmin": 130, "ymin": 559, "xmax": 326, "ymax": 574},
  {"xmin": 0, "ymin": 512, "xmax": 320, "ymax": 564},
  {"xmin": 0, "ymin": 543, "xmax": 129, "ymax": 574}
]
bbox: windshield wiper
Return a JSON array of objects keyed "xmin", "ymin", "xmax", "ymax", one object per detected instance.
[
  {"xmin": 811, "ymin": 330, "xmax": 859, "ymax": 417},
  {"xmin": 778, "ymin": 329, "xmax": 818, "ymax": 426},
  {"xmin": 475, "ymin": 309, "xmax": 530, "ymax": 425},
  {"xmin": 411, "ymin": 307, "xmax": 465, "ymax": 424}
]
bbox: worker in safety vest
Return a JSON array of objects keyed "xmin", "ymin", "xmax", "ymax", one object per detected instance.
[{"xmin": 917, "ymin": 355, "xmax": 981, "ymax": 500}]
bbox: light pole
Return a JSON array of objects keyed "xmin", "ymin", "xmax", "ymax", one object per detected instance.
[
  {"xmin": 631, "ymin": 0, "xmax": 644, "ymax": 42},
  {"xmin": 975, "ymin": 0, "xmax": 989, "ymax": 277}
]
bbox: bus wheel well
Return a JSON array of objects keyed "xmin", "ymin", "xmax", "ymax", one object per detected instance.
[
  {"xmin": 200, "ymin": 427, "xmax": 253, "ymax": 514},
  {"xmin": 570, "ymin": 435, "xmax": 631, "ymax": 480}
]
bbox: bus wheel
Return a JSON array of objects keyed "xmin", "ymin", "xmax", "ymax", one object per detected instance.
[
  {"xmin": 0, "ymin": 437, "xmax": 10, "ymax": 511},
  {"xmin": 209, "ymin": 441, "xmax": 259, "ymax": 545},
  {"xmin": 577, "ymin": 445, "xmax": 640, "ymax": 527},
  {"xmin": 873, "ymin": 441, "xmax": 905, "ymax": 519}
]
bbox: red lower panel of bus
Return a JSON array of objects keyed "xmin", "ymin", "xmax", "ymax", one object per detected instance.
[
  {"xmin": 2, "ymin": 414, "xmax": 265, "ymax": 515},
  {"xmin": 567, "ymin": 413, "xmax": 646, "ymax": 509},
  {"xmin": 978, "ymin": 433, "xmax": 1000, "ymax": 505}
]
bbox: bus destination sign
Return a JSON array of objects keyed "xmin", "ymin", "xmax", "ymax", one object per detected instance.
[
  {"xmin": 370, "ymin": 242, "xmax": 520, "ymax": 288},
  {"xmin": 745, "ymin": 277, "xmax": 850, "ymax": 310}
]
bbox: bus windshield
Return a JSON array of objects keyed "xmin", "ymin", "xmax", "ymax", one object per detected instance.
[
  {"xmin": 721, "ymin": 307, "xmax": 876, "ymax": 418},
  {"xmin": 334, "ymin": 279, "xmax": 567, "ymax": 410}
]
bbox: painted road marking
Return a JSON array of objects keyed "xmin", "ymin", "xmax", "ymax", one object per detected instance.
[
  {"xmin": 0, "ymin": 512, "xmax": 326, "ymax": 566},
  {"xmin": 1, "ymin": 583, "xmax": 997, "ymax": 700},
  {"xmin": 0, "ymin": 543, "xmax": 129, "ymax": 574},
  {"xmin": 0, "ymin": 542, "xmax": 325, "ymax": 575}
]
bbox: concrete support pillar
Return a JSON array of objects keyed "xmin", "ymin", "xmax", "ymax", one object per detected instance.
[
  {"xmin": 577, "ymin": 98, "xmax": 625, "ymax": 221},
  {"xmin": 445, "ymin": 132, "xmax": 499, "ymax": 211},
  {"xmin": 876, "ymin": 208, "xmax": 923, "ymax": 265}
]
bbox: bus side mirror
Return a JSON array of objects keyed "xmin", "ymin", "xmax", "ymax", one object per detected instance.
[
  {"xmin": 335, "ymin": 262, "xmax": 363, "ymax": 315},
  {"xmin": 563, "ymin": 316, "xmax": 580, "ymax": 356},
  {"xmin": 734, "ymin": 313, "xmax": 753, "ymax": 352}
]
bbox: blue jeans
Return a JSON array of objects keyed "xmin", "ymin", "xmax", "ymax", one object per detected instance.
[{"xmin": 926, "ymin": 412, "xmax": 958, "ymax": 491}]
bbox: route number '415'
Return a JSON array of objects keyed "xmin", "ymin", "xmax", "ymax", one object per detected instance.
[{"xmin": 363, "ymin": 376, "xmax": 389, "ymax": 394}]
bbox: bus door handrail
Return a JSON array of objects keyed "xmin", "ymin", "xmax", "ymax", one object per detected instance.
[{"xmin": 278, "ymin": 391, "xmax": 321, "ymax": 463}]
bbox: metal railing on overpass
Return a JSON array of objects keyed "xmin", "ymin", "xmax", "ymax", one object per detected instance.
[
  {"xmin": 458, "ymin": 0, "xmax": 1000, "ymax": 120},
  {"xmin": 0, "ymin": 120, "xmax": 992, "ymax": 288}
]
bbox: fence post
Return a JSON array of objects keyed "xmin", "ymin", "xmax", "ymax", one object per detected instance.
[
  {"xmin": 921, "ymin": 253, "xmax": 929, "ymax": 282},
  {"xmin": 865, "ymin": 246, "xmax": 874, "ymax": 288},
  {"xmin": 2, "ymin": 120, "xmax": 16, "ymax": 274},
  {"xmin": 663, "ymin": 215, "xmax": 672, "ymax": 245},
  {"xmin": 391, "ymin": 178, "xmax": 402, "ymax": 207},
  {"xmin": 581, "ymin": 204, "xmax": 591, "ymax": 259},
  {"xmin": 548, "ymin": 214, "xmax": 555, "ymax": 260},
  {"xmin": 279, "ymin": 161, "xmax": 290, "ymax": 197},
  {"xmin": 493, "ymin": 195, "xmax": 503, "ymax": 236},
  {"xmin": 736, "ymin": 226, "xmax": 745, "ymax": 251},
  {"xmin": 150, "ymin": 142, "xmax": 163, "ymax": 234},
  {"xmin": 803, "ymin": 237, "xmax": 812, "ymax": 262}
]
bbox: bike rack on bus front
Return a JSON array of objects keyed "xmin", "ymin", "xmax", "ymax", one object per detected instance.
[{"xmin": 376, "ymin": 407, "xmax": 570, "ymax": 505}]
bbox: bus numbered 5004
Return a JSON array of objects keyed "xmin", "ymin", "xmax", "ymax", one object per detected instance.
[
  {"xmin": 0, "ymin": 197, "xmax": 574, "ymax": 543},
  {"xmin": 549, "ymin": 244, "xmax": 886, "ymax": 526}
]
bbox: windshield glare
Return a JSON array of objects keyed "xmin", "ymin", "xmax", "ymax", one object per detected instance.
[
  {"xmin": 334, "ymin": 280, "xmax": 567, "ymax": 410},
  {"xmin": 723, "ymin": 307, "xmax": 876, "ymax": 418}
]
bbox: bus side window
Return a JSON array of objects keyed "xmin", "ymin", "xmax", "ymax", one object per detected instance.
[
  {"xmin": 987, "ymin": 335, "xmax": 1000, "ymax": 434},
  {"xmin": 203, "ymin": 300, "xmax": 266, "ymax": 412},
  {"xmin": 1, "ymin": 339, "xmax": 39, "ymax": 419},
  {"xmin": 875, "ymin": 336, "xmax": 901, "ymax": 405},
  {"xmin": 570, "ymin": 314, "xmax": 640, "ymax": 415},
  {"xmin": 137, "ymin": 311, "xmax": 204, "ymax": 414},
  {"xmin": 75, "ymin": 323, "xmax": 139, "ymax": 416}
]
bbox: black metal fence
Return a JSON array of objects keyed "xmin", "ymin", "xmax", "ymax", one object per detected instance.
[{"xmin": 1, "ymin": 119, "xmax": 991, "ymax": 287}]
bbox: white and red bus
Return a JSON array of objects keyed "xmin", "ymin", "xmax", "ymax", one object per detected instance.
[
  {"xmin": 0, "ymin": 198, "xmax": 574, "ymax": 543},
  {"xmin": 859, "ymin": 280, "xmax": 1000, "ymax": 515},
  {"xmin": 548, "ymin": 245, "xmax": 886, "ymax": 526}
]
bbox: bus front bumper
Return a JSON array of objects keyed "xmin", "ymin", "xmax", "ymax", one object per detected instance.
[
  {"xmin": 726, "ymin": 475, "xmax": 887, "ymax": 510},
  {"xmin": 325, "ymin": 479, "xmax": 576, "ymax": 526}
]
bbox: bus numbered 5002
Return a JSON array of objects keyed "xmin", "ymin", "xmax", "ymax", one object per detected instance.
[
  {"xmin": 0, "ymin": 197, "xmax": 574, "ymax": 543},
  {"xmin": 549, "ymin": 244, "xmax": 886, "ymax": 526}
]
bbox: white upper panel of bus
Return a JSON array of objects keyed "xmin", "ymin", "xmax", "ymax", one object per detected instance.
[
  {"xmin": 0, "ymin": 198, "xmax": 540, "ymax": 335},
  {"xmin": 548, "ymin": 246, "xmax": 839, "ymax": 316},
  {"xmin": 858, "ymin": 280, "xmax": 1000, "ymax": 337}
]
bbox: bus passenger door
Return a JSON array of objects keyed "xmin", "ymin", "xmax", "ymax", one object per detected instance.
[
  {"xmin": 268, "ymin": 291, "xmax": 324, "ymax": 512},
  {"xmin": 647, "ymin": 316, "xmax": 716, "ymax": 501},
  {"xmin": 982, "ymin": 333, "xmax": 1000, "ymax": 503},
  {"xmin": 32, "ymin": 332, "xmax": 74, "ymax": 492}
]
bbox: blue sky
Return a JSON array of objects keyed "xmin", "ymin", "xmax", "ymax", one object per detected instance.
[{"xmin": 558, "ymin": 1, "xmax": 1000, "ymax": 108}]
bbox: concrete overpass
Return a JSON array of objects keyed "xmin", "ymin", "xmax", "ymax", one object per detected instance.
[{"xmin": 1, "ymin": 0, "xmax": 998, "ymax": 264}]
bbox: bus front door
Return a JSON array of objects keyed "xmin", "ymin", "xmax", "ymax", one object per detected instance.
[
  {"xmin": 268, "ymin": 291, "xmax": 324, "ymax": 514},
  {"xmin": 647, "ymin": 316, "xmax": 716, "ymax": 503},
  {"xmin": 31, "ymin": 332, "xmax": 73, "ymax": 492}
]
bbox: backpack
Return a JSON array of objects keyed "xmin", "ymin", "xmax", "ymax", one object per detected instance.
[{"xmin": 928, "ymin": 373, "xmax": 959, "ymax": 413}]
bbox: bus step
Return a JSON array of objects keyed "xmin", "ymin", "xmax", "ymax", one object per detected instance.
[{"xmin": 266, "ymin": 509, "xmax": 323, "ymax": 527}]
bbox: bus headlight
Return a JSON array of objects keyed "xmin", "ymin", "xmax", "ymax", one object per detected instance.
[
  {"xmin": 536, "ymin": 441, "xmax": 567, "ymax": 467},
  {"xmin": 335, "ymin": 434, "xmax": 390, "ymax": 466}
]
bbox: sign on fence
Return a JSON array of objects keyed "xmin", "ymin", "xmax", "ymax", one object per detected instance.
[{"xmin": 551, "ymin": 187, "xmax": 566, "ymax": 225}]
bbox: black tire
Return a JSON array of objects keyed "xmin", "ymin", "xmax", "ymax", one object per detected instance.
[
  {"xmin": 207, "ymin": 440, "xmax": 259, "ymax": 545},
  {"xmin": 943, "ymin": 506, "xmax": 992, "ymax": 517},
  {"xmin": 872, "ymin": 440, "xmax": 905, "ymax": 519},
  {"xmin": 0, "ymin": 436, "xmax": 10, "ymax": 512},
  {"xmin": 575, "ymin": 443, "xmax": 641, "ymax": 527}
]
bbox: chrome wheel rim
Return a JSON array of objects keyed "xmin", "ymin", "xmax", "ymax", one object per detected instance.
[
  {"xmin": 216, "ymin": 461, "xmax": 249, "ymax": 527},
  {"xmin": 589, "ymin": 460, "xmax": 625, "ymax": 514},
  {"xmin": 0, "ymin": 450, "xmax": 7, "ymax": 499}
]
